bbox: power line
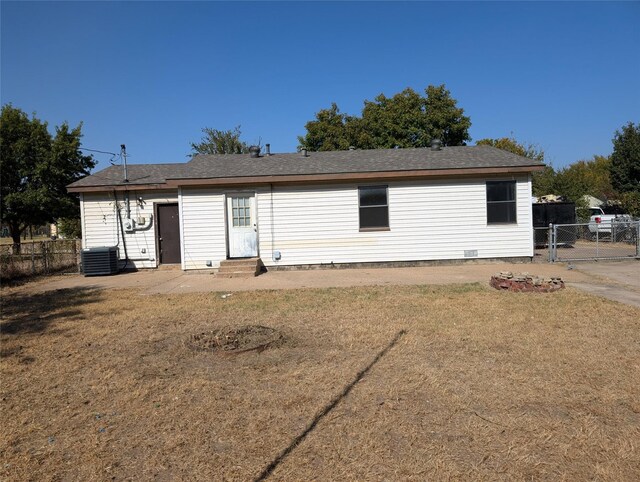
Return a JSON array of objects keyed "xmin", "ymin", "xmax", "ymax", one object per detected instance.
[{"xmin": 80, "ymin": 147, "xmax": 119, "ymax": 156}]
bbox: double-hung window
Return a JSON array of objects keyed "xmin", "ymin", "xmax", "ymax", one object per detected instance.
[
  {"xmin": 486, "ymin": 180, "xmax": 517, "ymax": 224},
  {"xmin": 359, "ymin": 185, "xmax": 389, "ymax": 230}
]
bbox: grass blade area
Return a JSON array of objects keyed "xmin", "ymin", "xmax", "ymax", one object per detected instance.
[
  {"xmin": 256, "ymin": 329, "xmax": 406, "ymax": 481},
  {"xmin": 1, "ymin": 283, "xmax": 639, "ymax": 480}
]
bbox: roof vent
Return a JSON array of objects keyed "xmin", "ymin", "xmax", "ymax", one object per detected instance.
[
  {"xmin": 249, "ymin": 145, "xmax": 261, "ymax": 158},
  {"xmin": 349, "ymin": 146, "xmax": 355, "ymax": 151},
  {"xmin": 265, "ymin": 143, "xmax": 271, "ymax": 156},
  {"xmin": 301, "ymin": 148, "xmax": 308, "ymax": 157},
  {"xmin": 430, "ymin": 139, "xmax": 442, "ymax": 151}
]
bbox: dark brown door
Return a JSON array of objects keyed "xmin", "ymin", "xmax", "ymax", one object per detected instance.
[{"xmin": 157, "ymin": 203, "xmax": 181, "ymax": 264}]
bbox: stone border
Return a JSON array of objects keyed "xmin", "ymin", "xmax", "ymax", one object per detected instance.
[{"xmin": 490, "ymin": 272, "xmax": 565, "ymax": 293}]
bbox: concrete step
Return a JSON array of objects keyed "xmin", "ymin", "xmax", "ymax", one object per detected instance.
[
  {"xmin": 158, "ymin": 263, "xmax": 182, "ymax": 270},
  {"xmin": 217, "ymin": 257, "xmax": 262, "ymax": 278},
  {"xmin": 220, "ymin": 258, "xmax": 261, "ymax": 267}
]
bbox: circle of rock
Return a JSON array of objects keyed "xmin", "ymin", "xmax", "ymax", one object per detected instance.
[
  {"xmin": 490, "ymin": 272, "xmax": 565, "ymax": 293},
  {"xmin": 187, "ymin": 325, "xmax": 282, "ymax": 354}
]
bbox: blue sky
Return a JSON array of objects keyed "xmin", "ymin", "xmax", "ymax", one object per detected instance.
[{"xmin": 2, "ymin": 1, "xmax": 638, "ymax": 173}]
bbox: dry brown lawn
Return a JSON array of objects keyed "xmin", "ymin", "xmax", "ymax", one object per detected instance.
[{"xmin": 1, "ymin": 282, "xmax": 639, "ymax": 481}]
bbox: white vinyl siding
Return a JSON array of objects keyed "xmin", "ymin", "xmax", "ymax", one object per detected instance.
[
  {"xmin": 179, "ymin": 188, "xmax": 227, "ymax": 270},
  {"xmin": 256, "ymin": 177, "xmax": 533, "ymax": 267},
  {"xmin": 81, "ymin": 190, "xmax": 178, "ymax": 269},
  {"xmin": 80, "ymin": 175, "xmax": 534, "ymax": 271}
]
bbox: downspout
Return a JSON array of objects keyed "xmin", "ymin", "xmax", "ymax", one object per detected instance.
[
  {"xmin": 270, "ymin": 183, "xmax": 276, "ymax": 260},
  {"xmin": 113, "ymin": 190, "xmax": 130, "ymax": 272}
]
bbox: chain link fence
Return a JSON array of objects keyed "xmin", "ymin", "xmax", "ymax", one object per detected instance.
[
  {"xmin": 536, "ymin": 221, "xmax": 640, "ymax": 262},
  {"xmin": 0, "ymin": 239, "xmax": 81, "ymax": 282}
]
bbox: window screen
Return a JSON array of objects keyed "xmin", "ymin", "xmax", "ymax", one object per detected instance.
[
  {"xmin": 486, "ymin": 181, "xmax": 517, "ymax": 224},
  {"xmin": 359, "ymin": 185, "xmax": 389, "ymax": 229}
]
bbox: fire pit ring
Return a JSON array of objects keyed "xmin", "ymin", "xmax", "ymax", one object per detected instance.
[
  {"xmin": 490, "ymin": 272, "xmax": 565, "ymax": 293},
  {"xmin": 186, "ymin": 325, "xmax": 282, "ymax": 354}
]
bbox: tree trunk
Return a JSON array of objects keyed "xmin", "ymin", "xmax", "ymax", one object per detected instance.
[{"xmin": 10, "ymin": 223, "xmax": 24, "ymax": 254}]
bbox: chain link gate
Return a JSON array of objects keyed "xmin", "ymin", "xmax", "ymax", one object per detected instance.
[{"xmin": 546, "ymin": 221, "xmax": 640, "ymax": 262}]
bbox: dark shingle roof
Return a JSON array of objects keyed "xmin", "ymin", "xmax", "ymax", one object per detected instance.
[
  {"xmin": 68, "ymin": 163, "xmax": 188, "ymax": 189},
  {"xmin": 185, "ymin": 146, "xmax": 541, "ymax": 178},
  {"xmin": 68, "ymin": 146, "xmax": 544, "ymax": 190}
]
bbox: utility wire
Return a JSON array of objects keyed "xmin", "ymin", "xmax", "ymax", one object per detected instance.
[
  {"xmin": 81, "ymin": 147, "xmax": 132, "ymax": 166},
  {"xmin": 80, "ymin": 147, "xmax": 119, "ymax": 156}
]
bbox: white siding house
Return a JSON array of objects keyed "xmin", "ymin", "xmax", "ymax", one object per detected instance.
[
  {"xmin": 80, "ymin": 190, "xmax": 178, "ymax": 269},
  {"xmin": 257, "ymin": 177, "xmax": 533, "ymax": 268},
  {"xmin": 68, "ymin": 145, "xmax": 543, "ymax": 272}
]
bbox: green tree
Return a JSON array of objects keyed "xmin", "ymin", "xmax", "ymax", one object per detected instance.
[
  {"xmin": 297, "ymin": 103, "xmax": 353, "ymax": 151},
  {"xmin": 609, "ymin": 122, "xmax": 640, "ymax": 194},
  {"xmin": 540, "ymin": 155, "xmax": 615, "ymax": 222},
  {"xmin": 357, "ymin": 88, "xmax": 431, "ymax": 149},
  {"xmin": 475, "ymin": 137, "xmax": 544, "ymax": 161},
  {"xmin": 57, "ymin": 217, "xmax": 82, "ymax": 239},
  {"xmin": 619, "ymin": 191, "xmax": 640, "ymax": 217},
  {"xmin": 475, "ymin": 137, "xmax": 553, "ymax": 197},
  {"xmin": 190, "ymin": 126, "xmax": 250, "ymax": 156},
  {"xmin": 298, "ymin": 84, "xmax": 471, "ymax": 151},
  {"xmin": 531, "ymin": 166, "xmax": 557, "ymax": 198},
  {"xmin": 0, "ymin": 105, "xmax": 94, "ymax": 251},
  {"xmin": 423, "ymin": 85, "xmax": 471, "ymax": 147},
  {"xmin": 553, "ymin": 155, "xmax": 614, "ymax": 202}
]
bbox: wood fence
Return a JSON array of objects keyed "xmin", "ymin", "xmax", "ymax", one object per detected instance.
[{"xmin": 1, "ymin": 239, "xmax": 81, "ymax": 282}]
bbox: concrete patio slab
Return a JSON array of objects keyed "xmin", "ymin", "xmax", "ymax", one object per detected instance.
[
  {"xmin": 8, "ymin": 260, "xmax": 638, "ymax": 307},
  {"xmin": 18, "ymin": 262, "xmax": 589, "ymax": 293}
]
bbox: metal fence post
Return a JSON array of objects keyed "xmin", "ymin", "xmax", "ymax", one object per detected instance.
[{"xmin": 548, "ymin": 223, "xmax": 554, "ymax": 262}]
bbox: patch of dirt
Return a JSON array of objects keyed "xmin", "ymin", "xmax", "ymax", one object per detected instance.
[{"xmin": 186, "ymin": 325, "xmax": 282, "ymax": 354}]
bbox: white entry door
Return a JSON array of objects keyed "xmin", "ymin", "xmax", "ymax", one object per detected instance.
[{"xmin": 227, "ymin": 194, "xmax": 258, "ymax": 258}]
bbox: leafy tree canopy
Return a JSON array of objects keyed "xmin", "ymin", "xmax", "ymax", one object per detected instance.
[
  {"xmin": 298, "ymin": 85, "xmax": 471, "ymax": 151},
  {"xmin": 475, "ymin": 137, "xmax": 544, "ymax": 162},
  {"xmin": 553, "ymin": 155, "xmax": 614, "ymax": 203},
  {"xmin": 57, "ymin": 217, "xmax": 82, "ymax": 239},
  {"xmin": 609, "ymin": 121, "xmax": 640, "ymax": 194},
  {"xmin": 475, "ymin": 136, "xmax": 613, "ymax": 205},
  {"xmin": 475, "ymin": 137, "xmax": 553, "ymax": 197},
  {"xmin": 190, "ymin": 126, "xmax": 250, "ymax": 156},
  {"xmin": 619, "ymin": 191, "xmax": 640, "ymax": 217},
  {"xmin": 0, "ymin": 104, "xmax": 94, "ymax": 248}
]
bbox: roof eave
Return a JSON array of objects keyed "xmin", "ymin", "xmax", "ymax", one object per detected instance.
[
  {"xmin": 165, "ymin": 165, "xmax": 544, "ymax": 188},
  {"xmin": 67, "ymin": 165, "xmax": 543, "ymax": 193},
  {"xmin": 67, "ymin": 182, "xmax": 170, "ymax": 193}
]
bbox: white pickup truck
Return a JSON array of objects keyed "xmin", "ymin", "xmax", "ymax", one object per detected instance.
[{"xmin": 588, "ymin": 206, "xmax": 634, "ymax": 240}]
